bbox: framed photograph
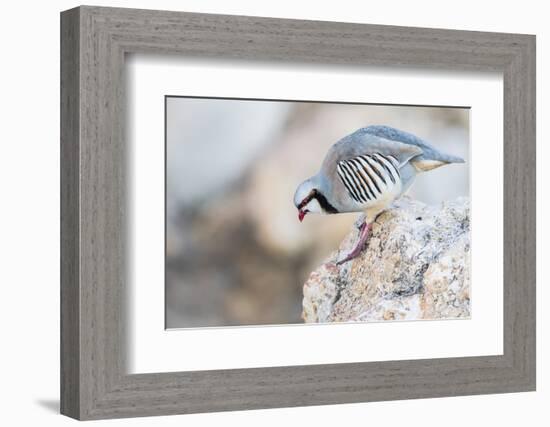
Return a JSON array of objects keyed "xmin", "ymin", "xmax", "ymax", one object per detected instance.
[{"xmin": 60, "ymin": 6, "xmax": 536, "ymax": 420}]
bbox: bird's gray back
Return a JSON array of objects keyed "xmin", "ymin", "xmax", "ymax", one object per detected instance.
[
  {"xmin": 320, "ymin": 127, "xmax": 422, "ymax": 174},
  {"xmin": 320, "ymin": 125, "xmax": 464, "ymax": 175},
  {"xmin": 360, "ymin": 125, "xmax": 463, "ymax": 163}
]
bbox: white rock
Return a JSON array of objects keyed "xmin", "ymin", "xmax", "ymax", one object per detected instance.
[{"xmin": 302, "ymin": 196, "xmax": 471, "ymax": 323}]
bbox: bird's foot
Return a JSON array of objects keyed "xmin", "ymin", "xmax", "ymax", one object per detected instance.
[{"xmin": 336, "ymin": 222, "xmax": 372, "ymax": 265}]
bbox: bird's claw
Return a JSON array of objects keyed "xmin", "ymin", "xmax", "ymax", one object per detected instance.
[
  {"xmin": 336, "ymin": 246, "xmax": 365, "ymax": 265},
  {"xmin": 324, "ymin": 261, "xmax": 339, "ymax": 272}
]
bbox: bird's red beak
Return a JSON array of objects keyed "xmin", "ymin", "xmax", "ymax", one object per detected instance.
[{"xmin": 298, "ymin": 209, "xmax": 306, "ymax": 222}]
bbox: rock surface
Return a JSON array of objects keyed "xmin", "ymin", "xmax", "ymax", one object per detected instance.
[{"xmin": 302, "ymin": 196, "xmax": 471, "ymax": 323}]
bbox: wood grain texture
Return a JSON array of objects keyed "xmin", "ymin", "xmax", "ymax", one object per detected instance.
[
  {"xmin": 60, "ymin": 5, "xmax": 536, "ymax": 420},
  {"xmin": 60, "ymin": 7, "xmax": 80, "ymax": 419}
]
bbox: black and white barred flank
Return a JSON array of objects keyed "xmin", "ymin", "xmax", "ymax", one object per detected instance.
[{"xmin": 336, "ymin": 153, "xmax": 401, "ymax": 204}]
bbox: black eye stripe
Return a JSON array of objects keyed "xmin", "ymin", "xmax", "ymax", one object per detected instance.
[{"xmin": 298, "ymin": 193, "xmax": 313, "ymax": 210}]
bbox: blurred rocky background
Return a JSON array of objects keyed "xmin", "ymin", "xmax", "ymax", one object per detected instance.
[{"xmin": 166, "ymin": 97, "xmax": 469, "ymax": 328}]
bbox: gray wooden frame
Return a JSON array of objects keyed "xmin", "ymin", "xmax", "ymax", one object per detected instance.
[{"xmin": 60, "ymin": 5, "xmax": 536, "ymax": 420}]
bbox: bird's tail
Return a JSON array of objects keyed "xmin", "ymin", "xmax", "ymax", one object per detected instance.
[
  {"xmin": 410, "ymin": 153, "xmax": 465, "ymax": 172},
  {"xmin": 441, "ymin": 153, "xmax": 466, "ymax": 164}
]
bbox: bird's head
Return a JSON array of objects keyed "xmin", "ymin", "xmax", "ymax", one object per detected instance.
[{"xmin": 294, "ymin": 177, "xmax": 337, "ymax": 222}]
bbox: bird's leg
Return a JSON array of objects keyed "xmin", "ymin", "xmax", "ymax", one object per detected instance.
[{"xmin": 336, "ymin": 221, "xmax": 372, "ymax": 265}]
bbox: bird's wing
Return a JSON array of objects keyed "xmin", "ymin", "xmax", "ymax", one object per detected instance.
[
  {"xmin": 362, "ymin": 125, "xmax": 465, "ymax": 171},
  {"xmin": 336, "ymin": 153, "xmax": 401, "ymax": 204},
  {"xmin": 324, "ymin": 126, "xmax": 464, "ymax": 176},
  {"xmin": 325, "ymin": 131, "xmax": 423, "ymax": 170},
  {"xmin": 319, "ymin": 131, "xmax": 422, "ymax": 205}
]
